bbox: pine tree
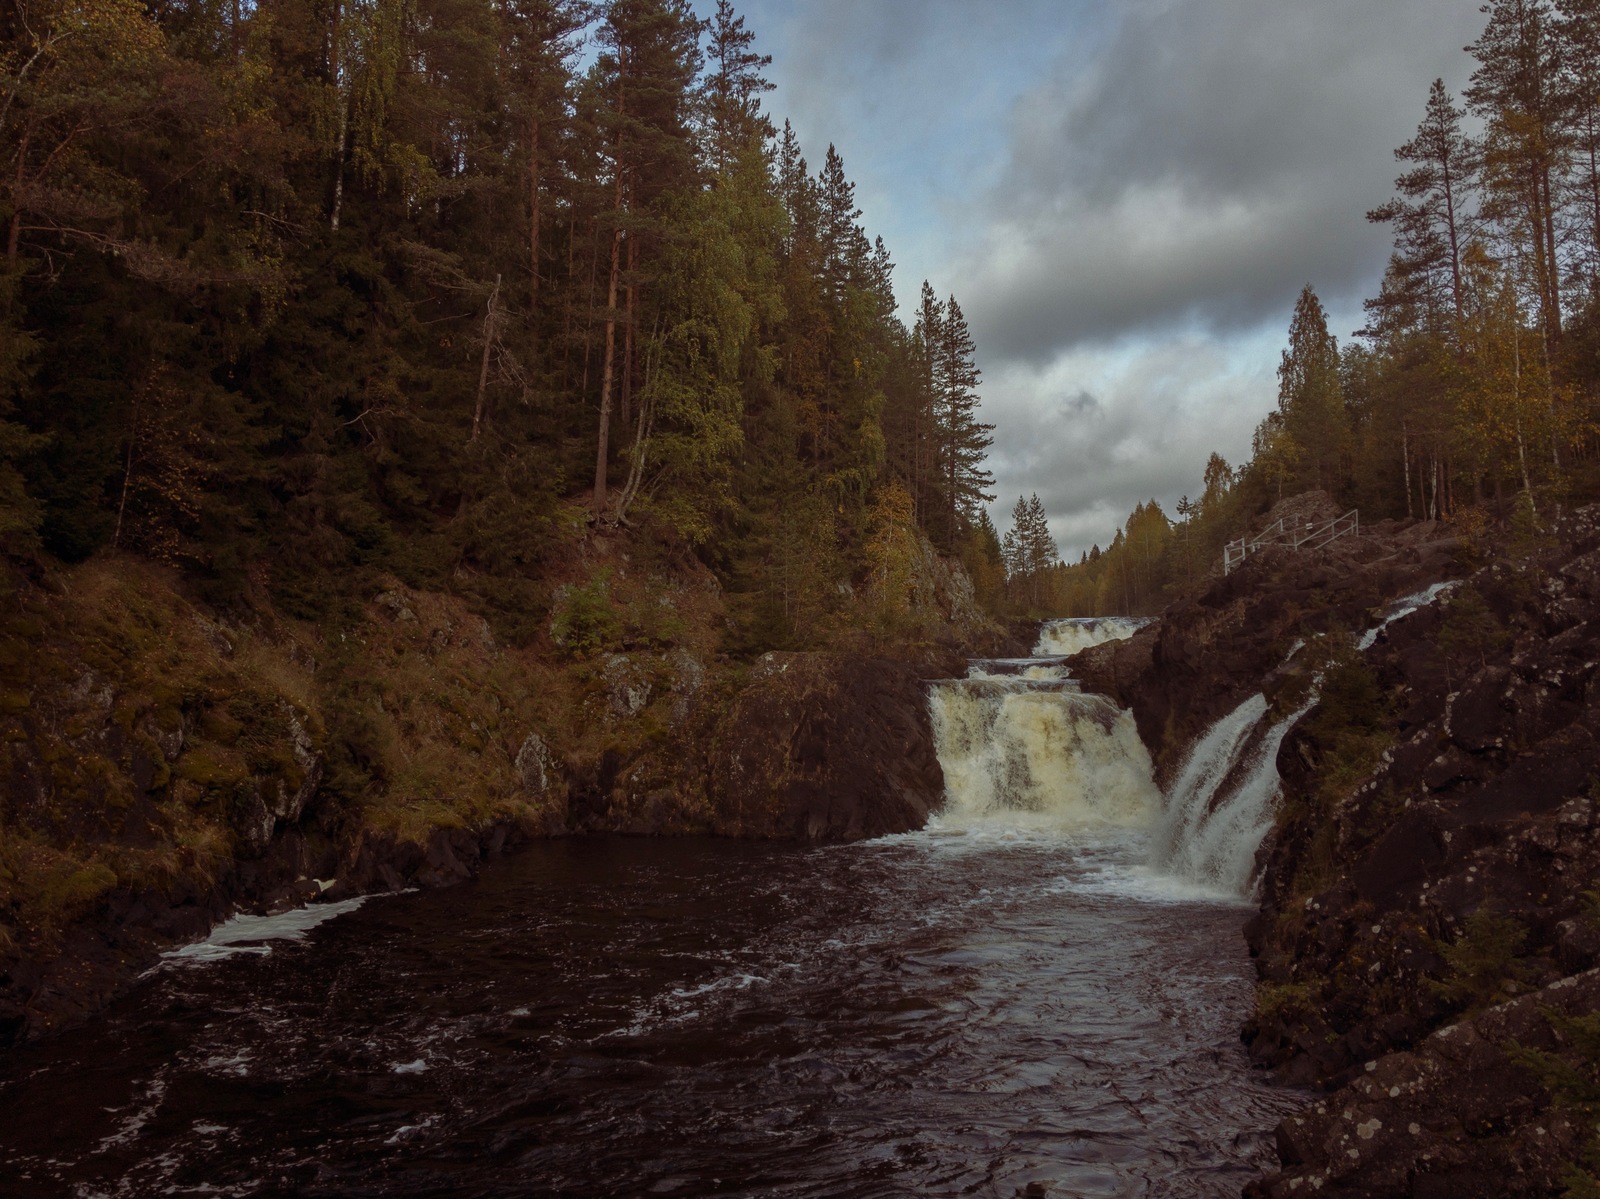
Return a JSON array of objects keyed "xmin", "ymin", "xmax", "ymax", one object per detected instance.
[
  {"xmin": 933, "ymin": 294, "xmax": 995, "ymax": 544},
  {"xmin": 1467, "ymin": 0, "xmax": 1566, "ymax": 346},
  {"xmin": 1367, "ymin": 80, "xmax": 1477, "ymax": 332},
  {"xmin": 1278, "ymin": 285, "xmax": 1348, "ymax": 495}
]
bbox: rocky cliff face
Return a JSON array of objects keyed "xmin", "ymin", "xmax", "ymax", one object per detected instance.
[
  {"xmin": 1080, "ymin": 497, "xmax": 1600, "ymax": 1196},
  {"xmin": 705, "ymin": 653, "xmax": 945, "ymax": 841},
  {"xmin": 1072, "ymin": 498, "xmax": 1463, "ymax": 783},
  {"xmin": 1241, "ymin": 506, "xmax": 1600, "ymax": 1195}
]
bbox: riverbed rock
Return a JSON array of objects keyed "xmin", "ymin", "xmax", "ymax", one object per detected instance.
[
  {"xmin": 1072, "ymin": 492, "xmax": 1468, "ymax": 784},
  {"xmin": 707, "ymin": 652, "xmax": 945, "ymax": 841},
  {"xmin": 1221, "ymin": 505, "xmax": 1600, "ymax": 1191}
]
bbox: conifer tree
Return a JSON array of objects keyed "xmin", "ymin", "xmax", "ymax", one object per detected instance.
[
  {"xmin": 1467, "ymin": 0, "xmax": 1566, "ymax": 345},
  {"xmin": 1367, "ymin": 80, "xmax": 1477, "ymax": 331},
  {"xmin": 1277, "ymin": 286, "xmax": 1348, "ymax": 495},
  {"xmin": 933, "ymin": 294, "xmax": 995, "ymax": 544},
  {"xmin": 703, "ymin": 0, "xmax": 773, "ymax": 175}
]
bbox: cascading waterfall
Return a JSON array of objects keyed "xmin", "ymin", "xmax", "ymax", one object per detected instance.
[
  {"xmin": 928, "ymin": 586, "xmax": 1460, "ymax": 897},
  {"xmin": 927, "ymin": 615, "xmax": 1296, "ymax": 898},
  {"xmin": 1357, "ymin": 580, "xmax": 1460, "ymax": 651},
  {"xmin": 927, "ymin": 619, "xmax": 1160, "ymax": 833},
  {"xmin": 1035, "ymin": 616, "xmax": 1153, "ymax": 657}
]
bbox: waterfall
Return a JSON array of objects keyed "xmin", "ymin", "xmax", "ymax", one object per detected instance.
[
  {"xmin": 1357, "ymin": 580, "xmax": 1459, "ymax": 651},
  {"xmin": 1148, "ymin": 695, "xmax": 1307, "ymax": 895},
  {"xmin": 928, "ymin": 681, "xmax": 1160, "ymax": 831},
  {"xmin": 1035, "ymin": 617, "xmax": 1151, "ymax": 657},
  {"xmin": 927, "ymin": 615, "xmax": 1299, "ymax": 899},
  {"xmin": 929, "ymin": 618, "xmax": 1158, "ymax": 833}
]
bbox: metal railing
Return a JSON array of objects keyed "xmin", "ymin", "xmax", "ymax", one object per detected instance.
[{"xmin": 1223, "ymin": 510, "xmax": 1359, "ymax": 575}]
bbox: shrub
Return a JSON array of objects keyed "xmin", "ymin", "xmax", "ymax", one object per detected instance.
[{"xmin": 549, "ymin": 573, "xmax": 621, "ymax": 658}]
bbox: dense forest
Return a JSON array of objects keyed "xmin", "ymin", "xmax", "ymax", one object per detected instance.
[
  {"xmin": 0, "ymin": 0, "xmax": 1002, "ymax": 647},
  {"xmin": 1039, "ymin": 0, "xmax": 1600, "ymax": 618}
]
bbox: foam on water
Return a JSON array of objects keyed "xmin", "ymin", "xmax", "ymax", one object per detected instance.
[
  {"xmin": 1150, "ymin": 695, "xmax": 1309, "ymax": 896},
  {"xmin": 932, "ymin": 611, "xmax": 1309, "ymax": 900},
  {"xmin": 159, "ymin": 897, "xmax": 369, "ymax": 965},
  {"xmin": 928, "ymin": 683, "xmax": 1160, "ymax": 833},
  {"xmin": 1034, "ymin": 616, "xmax": 1149, "ymax": 657}
]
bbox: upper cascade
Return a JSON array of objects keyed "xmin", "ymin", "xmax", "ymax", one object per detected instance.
[{"xmin": 1035, "ymin": 617, "xmax": 1151, "ymax": 657}]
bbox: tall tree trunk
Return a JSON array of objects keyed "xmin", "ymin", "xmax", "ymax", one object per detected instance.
[
  {"xmin": 1588, "ymin": 108, "xmax": 1600, "ymax": 295},
  {"xmin": 592, "ymin": 226, "xmax": 622, "ymax": 516},
  {"xmin": 528, "ymin": 115, "xmax": 540, "ymax": 350},
  {"xmin": 7, "ymin": 130, "xmax": 28, "ymax": 262},
  {"xmin": 471, "ymin": 273, "xmax": 501, "ymax": 443},
  {"xmin": 621, "ymin": 218, "xmax": 637, "ymax": 431},
  {"xmin": 593, "ymin": 70, "xmax": 626, "ymax": 521},
  {"xmin": 581, "ymin": 216, "xmax": 598, "ymax": 394},
  {"xmin": 329, "ymin": 1, "xmax": 346, "ymax": 231},
  {"xmin": 1442, "ymin": 155, "xmax": 1465, "ymax": 325},
  {"xmin": 562, "ymin": 215, "xmax": 576, "ymax": 388}
]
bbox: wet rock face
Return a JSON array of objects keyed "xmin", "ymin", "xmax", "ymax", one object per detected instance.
[
  {"xmin": 707, "ymin": 653, "xmax": 945, "ymax": 841},
  {"xmin": 1237, "ymin": 506, "xmax": 1600, "ymax": 1192},
  {"xmin": 1072, "ymin": 495, "xmax": 1466, "ymax": 784}
]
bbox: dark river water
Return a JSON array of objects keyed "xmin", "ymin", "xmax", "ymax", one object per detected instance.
[{"xmin": 0, "ymin": 830, "xmax": 1301, "ymax": 1198}]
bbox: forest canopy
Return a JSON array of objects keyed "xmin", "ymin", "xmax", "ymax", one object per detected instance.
[{"xmin": 0, "ymin": 0, "xmax": 1001, "ymax": 647}]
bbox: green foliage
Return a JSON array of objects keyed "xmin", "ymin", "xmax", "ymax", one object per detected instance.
[
  {"xmin": 1436, "ymin": 584, "xmax": 1513, "ymax": 683},
  {"xmin": 549, "ymin": 574, "xmax": 623, "ymax": 658},
  {"xmin": 1508, "ymin": 1009, "xmax": 1600, "ymax": 1198},
  {"xmin": 1428, "ymin": 908, "xmax": 1534, "ymax": 1011}
]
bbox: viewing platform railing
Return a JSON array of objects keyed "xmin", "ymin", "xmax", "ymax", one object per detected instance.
[{"xmin": 1223, "ymin": 510, "xmax": 1359, "ymax": 575}]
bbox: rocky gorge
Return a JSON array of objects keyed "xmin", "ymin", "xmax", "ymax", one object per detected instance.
[
  {"xmin": 11, "ymin": 487, "xmax": 1600, "ymax": 1197},
  {"xmin": 1076, "ymin": 493, "xmax": 1600, "ymax": 1196}
]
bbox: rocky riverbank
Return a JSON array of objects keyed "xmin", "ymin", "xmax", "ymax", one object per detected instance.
[
  {"xmin": 0, "ymin": 530, "xmax": 1015, "ymax": 1048},
  {"xmin": 1076, "ymin": 494, "xmax": 1600, "ymax": 1196}
]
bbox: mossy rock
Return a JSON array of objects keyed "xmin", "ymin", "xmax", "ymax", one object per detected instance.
[
  {"xmin": 36, "ymin": 862, "xmax": 118, "ymax": 927},
  {"xmin": 175, "ymin": 748, "xmax": 249, "ymax": 789}
]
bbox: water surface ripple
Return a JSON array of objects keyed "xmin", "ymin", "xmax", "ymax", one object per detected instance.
[{"xmin": 1, "ymin": 833, "xmax": 1302, "ymax": 1198}]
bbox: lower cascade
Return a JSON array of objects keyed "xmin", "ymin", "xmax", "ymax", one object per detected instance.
[{"xmin": 929, "ymin": 617, "xmax": 1296, "ymax": 897}]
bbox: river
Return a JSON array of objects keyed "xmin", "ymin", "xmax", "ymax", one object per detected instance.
[{"xmin": 0, "ymin": 621, "xmax": 1304, "ymax": 1198}]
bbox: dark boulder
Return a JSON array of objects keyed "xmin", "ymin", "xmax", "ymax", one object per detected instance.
[{"xmin": 706, "ymin": 652, "xmax": 945, "ymax": 841}]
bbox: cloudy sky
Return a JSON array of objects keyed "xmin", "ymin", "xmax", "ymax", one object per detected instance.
[{"xmin": 695, "ymin": 0, "xmax": 1490, "ymax": 559}]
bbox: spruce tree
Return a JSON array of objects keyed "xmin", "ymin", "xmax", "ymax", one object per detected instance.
[
  {"xmin": 933, "ymin": 295, "xmax": 995, "ymax": 545},
  {"xmin": 1278, "ymin": 286, "xmax": 1348, "ymax": 496}
]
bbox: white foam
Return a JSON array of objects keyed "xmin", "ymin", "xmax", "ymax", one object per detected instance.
[
  {"xmin": 1150, "ymin": 694, "xmax": 1311, "ymax": 896},
  {"xmin": 929, "ymin": 684, "xmax": 1160, "ymax": 833},
  {"xmin": 1034, "ymin": 617, "xmax": 1149, "ymax": 657},
  {"xmin": 160, "ymin": 897, "xmax": 369, "ymax": 965},
  {"xmin": 1358, "ymin": 581, "xmax": 1460, "ymax": 651}
]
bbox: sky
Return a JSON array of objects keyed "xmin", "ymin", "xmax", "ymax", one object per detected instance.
[{"xmin": 692, "ymin": 0, "xmax": 1492, "ymax": 560}]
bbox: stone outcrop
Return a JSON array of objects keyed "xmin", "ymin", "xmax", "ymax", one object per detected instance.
[
  {"xmin": 1082, "ymin": 499, "xmax": 1600, "ymax": 1195},
  {"xmin": 1072, "ymin": 493, "xmax": 1465, "ymax": 783},
  {"xmin": 1248, "ymin": 970, "xmax": 1600, "ymax": 1198},
  {"xmin": 706, "ymin": 652, "xmax": 945, "ymax": 841}
]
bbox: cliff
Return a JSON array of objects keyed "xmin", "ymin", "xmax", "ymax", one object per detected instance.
[
  {"xmin": 1073, "ymin": 495, "xmax": 1600, "ymax": 1196},
  {"xmin": 0, "ymin": 522, "xmax": 1007, "ymax": 1048}
]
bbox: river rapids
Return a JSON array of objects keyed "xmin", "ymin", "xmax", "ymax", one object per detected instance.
[{"xmin": 0, "ymin": 620, "xmax": 1306, "ymax": 1198}]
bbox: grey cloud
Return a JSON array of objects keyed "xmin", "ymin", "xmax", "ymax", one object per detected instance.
[
  {"xmin": 981, "ymin": 337, "xmax": 1274, "ymax": 559},
  {"xmin": 962, "ymin": 0, "xmax": 1488, "ymax": 362}
]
